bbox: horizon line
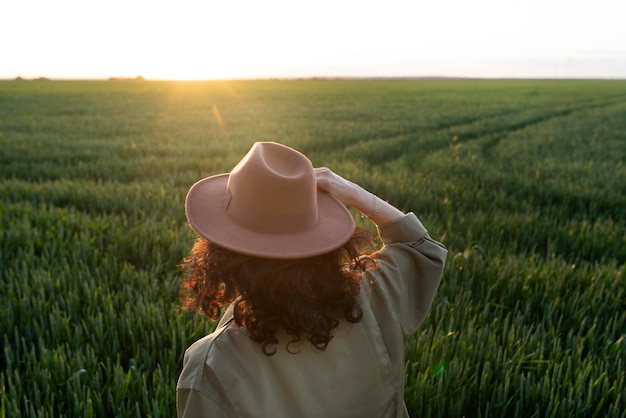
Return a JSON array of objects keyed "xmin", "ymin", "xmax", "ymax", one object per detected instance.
[{"xmin": 3, "ymin": 75, "xmax": 626, "ymax": 82}]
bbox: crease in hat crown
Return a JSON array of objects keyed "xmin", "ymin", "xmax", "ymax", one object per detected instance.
[
  {"xmin": 225, "ymin": 142, "xmax": 318, "ymax": 233},
  {"xmin": 184, "ymin": 141, "xmax": 355, "ymax": 259}
]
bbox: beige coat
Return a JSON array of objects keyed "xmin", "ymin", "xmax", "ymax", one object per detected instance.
[{"xmin": 177, "ymin": 213, "xmax": 447, "ymax": 417}]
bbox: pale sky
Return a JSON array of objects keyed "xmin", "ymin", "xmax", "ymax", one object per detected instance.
[{"xmin": 2, "ymin": 0, "xmax": 625, "ymax": 80}]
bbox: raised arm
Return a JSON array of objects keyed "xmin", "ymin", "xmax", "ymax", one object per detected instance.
[{"xmin": 315, "ymin": 167, "xmax": 404, "ymax": 226}]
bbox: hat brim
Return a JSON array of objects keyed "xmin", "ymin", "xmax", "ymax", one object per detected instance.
[{"xmin": 185, "ymin": 174, "xmax": 356, "ymax": 259}]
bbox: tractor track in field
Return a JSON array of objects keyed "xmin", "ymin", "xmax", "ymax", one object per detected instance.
[
  {"xmin": 477, "ymin": 94, "xmax": 626, "ymax": 159},
  {"xmin": 340, "ymin": 94, "xmax": 626, "ymax": 168}
]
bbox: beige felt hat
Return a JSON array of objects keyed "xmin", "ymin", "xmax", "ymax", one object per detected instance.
[{"xmin": 185, "ymin": 142, "xmax": 355, "ymax": 259}]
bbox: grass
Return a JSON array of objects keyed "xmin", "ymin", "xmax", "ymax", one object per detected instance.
[{"xmin": 1, "ymin": 78, "xmax": 625, "ymax": 417}]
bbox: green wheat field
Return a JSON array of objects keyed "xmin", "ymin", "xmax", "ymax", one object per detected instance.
[{"xmin": 1, "ymin": 79, "xmax": 625, "ymax": 417}]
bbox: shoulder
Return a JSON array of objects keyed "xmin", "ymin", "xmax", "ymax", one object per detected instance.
[
  {"xmin": 178, "ymin": 299, "xmax": 243, "ymax": 390},
  {"xmin": 177, "ymin": 322, "xmax": 239, "ymax": 417},
  {"xmin": 177, "ymin": 323, "xmax": 231, "ymax": 391}
]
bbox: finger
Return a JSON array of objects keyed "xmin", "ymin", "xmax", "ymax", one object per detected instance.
[{"xmin": 314, "ymin": 167, "xmax": 331, "ymax": 176}]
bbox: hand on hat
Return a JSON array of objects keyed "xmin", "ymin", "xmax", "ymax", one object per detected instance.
[
  {"xmin": 315, "ymin": 167, "xmax": 361, "ymax": 206},
  {"xmin": 315, "ymin": 168, "xmax": 405, "ymax": 226}
]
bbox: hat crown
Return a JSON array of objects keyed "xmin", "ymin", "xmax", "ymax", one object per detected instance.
[{"xmin": 225, "ymin": 142, "xmax": 318, "ymax": 232}]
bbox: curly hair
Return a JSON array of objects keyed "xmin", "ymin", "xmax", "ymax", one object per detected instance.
[{"xmin": 180, "ymin": 229, "xmax": 376, "ymax": 355}]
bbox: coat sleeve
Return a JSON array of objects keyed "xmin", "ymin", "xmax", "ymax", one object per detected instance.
[{"xmin": 368, "ymin": 212, "xmax": 447, "ymax": 337}]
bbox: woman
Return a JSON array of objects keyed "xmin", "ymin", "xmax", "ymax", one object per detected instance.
[{"xmin": 177, "ymin": 142, "xmax": 447, "ymax": 417}]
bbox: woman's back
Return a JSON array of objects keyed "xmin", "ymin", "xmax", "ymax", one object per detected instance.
[
  {"xmin": 179, "ymin": 296, "xmax": 397, "ymax": 417},
  {"xmin": 178, "ymin": 213, "xmax": 447, "ymax": 418}
]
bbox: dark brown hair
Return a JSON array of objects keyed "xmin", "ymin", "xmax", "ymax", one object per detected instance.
[{"xmin": 180, "ymin": 229, "xmax": 376, "ymax": 355}]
